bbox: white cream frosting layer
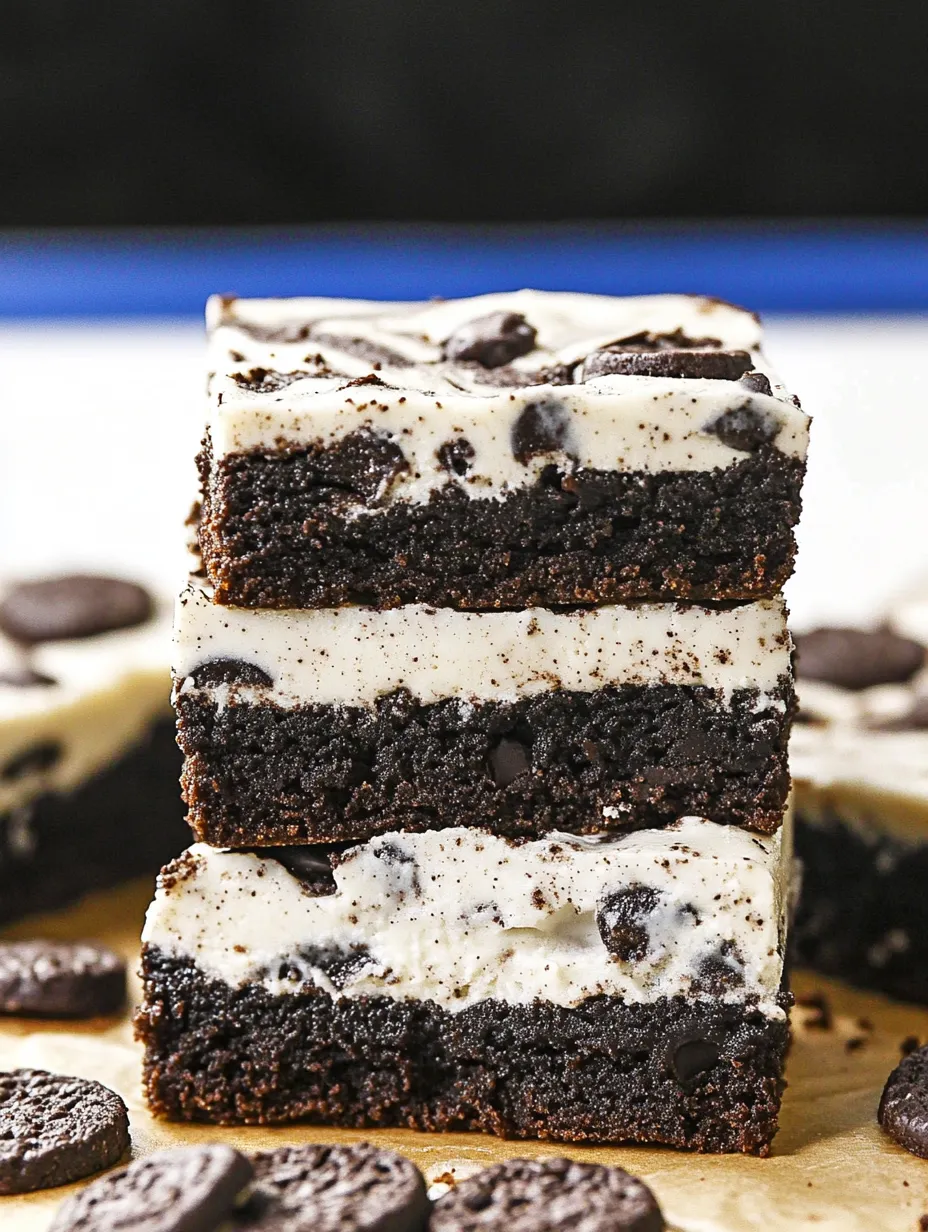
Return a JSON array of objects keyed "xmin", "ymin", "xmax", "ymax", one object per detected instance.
[
  {"xmin": 205, "ymin": 291, "xmax": 809, "ymax": 500},
  {"xmin": 792, "ymin": 676, "xmax": 928, "ymax": 841},
  {"xmin": 142, "ymin": 816, "xmax": 790, "ymax": 1016},
  {"xmin": 0, "ymin": 617, "xmax": 172, "ymax": 814},
  {"xmin": 173, "ymin": 586, "xmax": 790, "ymax": 708}
]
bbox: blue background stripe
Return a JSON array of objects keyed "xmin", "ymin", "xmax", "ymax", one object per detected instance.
[{"xmin": 0, "ymin": 224, "xmax": 926, "ymax": 317}]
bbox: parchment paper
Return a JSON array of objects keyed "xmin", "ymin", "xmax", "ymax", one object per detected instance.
[{"xmin": 1, "ymin": 879, "xmax": 926, "ymax": 1231}]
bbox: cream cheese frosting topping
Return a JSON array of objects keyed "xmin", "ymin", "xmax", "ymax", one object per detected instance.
[
  {"xmin": 142, "ymin": 816, "xmax": 790, "ymax": 1016},
  {"xmin": 173, "ymin": 586, "xmax": 791, "ymax": 708},
  {"xmin": 204, "ymin": 291, "xmax": 809, "ymax": 501}
]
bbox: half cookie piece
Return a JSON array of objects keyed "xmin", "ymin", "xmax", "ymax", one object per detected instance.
[
  {"xmin": 197, "ymin": 291, "xmax": 809, "ymax": 608},
  {"xmin": 174, "ymin": 586, "xmax": 794, "ymax": 844},
  {"xmin": 137, "ymin": 815, "xmax": 792, "ymax": 1154}
]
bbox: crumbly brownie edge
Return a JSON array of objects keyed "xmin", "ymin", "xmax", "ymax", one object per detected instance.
[
  {"xmin": 136, "ymin": 947, "xmax": 791, "ymax": 1154},
  {"xmin": 175, "ymin": 678, "xmax": 794, "ymax": 845},
  {"xmin": 197, "ymin": 433, "xmax": 804, "ymax": 608},
  {"xmin": 0, "ymin": 721, "xmax": 186, "ymax": 926},
  {"xmin": 793, "ymin": 812, "xmax": 928, "ymax": 1004}
]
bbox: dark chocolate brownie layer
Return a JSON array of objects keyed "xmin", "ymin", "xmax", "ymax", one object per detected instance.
[
  {"xmin": 0, "ymin": 721, "xmax": 186, "ymax": 926},
  {"xmin": 197, "ymin": 434, "xmax": 804, "ymax": 608},
  {"xmin": 794, "ymin": 813, "xmax": 928, "ymax": 1004},
  {"xmin": 176, "ymin": 679, "xmax": 794, "ymax": 845},
  {"xmin": 137, "ymin": 947, "xmax": 790, "ymax": 1154}
]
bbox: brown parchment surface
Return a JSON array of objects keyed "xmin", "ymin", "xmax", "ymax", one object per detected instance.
[{"xmin": 1, "ymin": 879, "xmax": 927, "ymax": 1232}]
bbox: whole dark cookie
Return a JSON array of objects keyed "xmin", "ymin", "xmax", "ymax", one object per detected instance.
[
  {"xmin": 0, "ymin": 941, "xmax": 126, "ymax": 1018},
  {"xmin": 581, "ymin": 348, "xmax": 752, "ymax": 381},
  {"xmin": 879, "ymin": 1044, "xmax": 928, "ymax": 1158},
  {"xmin": 242, "ymin": 1142, "xmax": 429, "ymax": 1231},
  {"xmin": 0, "ymin": 575, "xmax": 153, "ymax": 644},
  {"xmin": 794, "ymin": 626, "xmax": 925, "ymax": 691},
  {"xmin": 0, "ymin": 1069, "xmax": 129, "ymax": 1194},
  {"xmin": 430, "ymin": 1158, "xmax": 664, "ymax": 1232},
  {"xmin": 49, "ymin": 1144, "xmax": 254, "ymax": 1231}
]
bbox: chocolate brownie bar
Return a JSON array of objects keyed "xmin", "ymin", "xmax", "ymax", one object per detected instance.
[
  {"xmin": 791, "ymin": 614, "xmax": 928, "ymax": 1002},
  {"xmin": 0, "ymin": 575, "xmax": 187, "ymax": 923},
  {"xmin": 197, "ymin": 292, "xmax": 809, "ymax": 609},
  {"xmin": 173, "ymin": 585, "xmax": 794, "ymax": 844},
  {"xmin": 137, "ymin": 816, "xmax": 791, "ymax": 1153}
]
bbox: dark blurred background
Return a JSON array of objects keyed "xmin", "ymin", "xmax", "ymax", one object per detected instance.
[{"xmin": 4, "ymin": 0, "xmax": 927, "ymax": 227}]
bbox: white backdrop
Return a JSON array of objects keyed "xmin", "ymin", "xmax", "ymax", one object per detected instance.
[{"xmin": 3, "ymin": 316, "xmax": 927, "ymax": 630}]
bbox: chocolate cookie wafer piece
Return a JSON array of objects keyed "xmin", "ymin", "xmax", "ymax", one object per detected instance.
[
  {"xmin": 0, "ymin": 575, "xmax": 153, "ymax": 644},
  {"xmin": 240, "ymin": 1142, "xmax": 429, "ymax": 1231},
  {"xmin": 879, "ymin": 1044, "xmax": 928, "ymax": 1158},
  {"xmin": 0, "ymin": 1069, "xmax": 129, "ymax": 1194},
  {"xmin": 0, "ymin": 941, "xmax": 126, "ymax": 1017},
  {"xmin": 430, "ymin": 1158, "xmax": 664, "ymax": 1232},
  {"xmin": 49, "ymin": 1144, "xmax": 254, "ymax": 1232}
]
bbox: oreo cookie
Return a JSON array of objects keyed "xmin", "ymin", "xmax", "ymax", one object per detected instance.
[
  {"xmin": 581, "ymin": 348, "xmax": 752, "ymax": 381},
  {"xmin": 49, "ymin": 1144, "xmax": 254, "ymax": 1231},
  {"xmin": 879, "ymin": 1044, "xmax": 928, "ymax": 1158},
  {"xmin": 0, "ymin": 941, "xmax": 126, "ymax": 1018},
  {"xmin": 443, "ymin": 312, "xmax": 537, "ymax": 369},
  {"xmin": 794, "ymin": 627, "xmax": 925, "ymax": 691},
  {"xmin": 242, "ymin": 1142, "xmax": 429, "ymax": 1230},
  {"xmin": 431, "ymin": 1158, "xmax": 664, "ymax": 1232},
  {"xmin": 0, "ymin": 575, "xmax": 153, "ymax": 644},
  {"xmin": 0, "ymin": 1069, "xmax": 129, "ymax": 1194}
]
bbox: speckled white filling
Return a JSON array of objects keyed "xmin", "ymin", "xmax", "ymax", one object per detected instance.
[
  {"xmin": 204, "ymin": 290, "xmax": 808, "ymax": 500},
  {"xmin": 173, "ymin": 587, "xmax": 790, "ymax": 708},
  {"xmin": 142, "ymin": 816, "xmax": 790, "ymax": 1017},
  {"xmin": 0, "ymin": 618, "xmax": 172, "ymax": 814}
]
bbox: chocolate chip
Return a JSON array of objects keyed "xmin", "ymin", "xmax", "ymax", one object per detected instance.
[
  {"xmin": 489, "ymin": 738, "xmax": 531, "ymax": 787},
  {"xmin": 431, "ymin": 1157, "xmax": 665, "ymax": 1232},
  {"xmin": 581, "ymin": 348, "xmax": 752, "ymax": 381},
  {"xmin": 437, "ymin": 437, "xmax": 476, "ymax": 476},
  {"xmin": 740, "ymin": 370, "xmax": 773, "ymax": 396},
  {"xmin": 511, "ymin": 399, "xmax": 572, "ymax": 464},
  {"xmin": 702, "ymin": 401, "xmax": 780, "ymax": 451},
  {"xmin": 190, "ymin": 658, "xmax": 274, "ymax": 688},
  {"xmin": 443, "ymin": 311, "xmax": 537, "ymax": 369},
  {"xmin": 672, "ymin": 1038, "xmax": 720, "ymax": 1087},
  {"xmin": 262, "ymin": 846, "xmax": 346, "ymax": 896},
  {"xmin": 0, "ymin": 667, "xmax": 56, "ymax": 688},
  {"xmin": 596, "ymin": 885, "xmax": 658, "ymax": 961},
  {"xmin": 794, "ymin": 627, "xmax": 925, "ymax": 691},
  {"xmin": 231, "ymin": 367, "xmax": 306, "ymax": 392},
  {"xmin": 2, "ymin": 741, "xmax": 62, "ymax": 781},
  {"xmin": 879, "ymin": 1044, "xmax": 928, "ymax": 1158},
  {"xmin": 0, "ymin": 576, "xmax": 153, "ymax": 644}
]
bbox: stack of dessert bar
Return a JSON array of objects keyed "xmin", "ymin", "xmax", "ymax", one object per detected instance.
[{"xmin": 137, "ymin": 291, "xmax": 809, "ymax": 1154}]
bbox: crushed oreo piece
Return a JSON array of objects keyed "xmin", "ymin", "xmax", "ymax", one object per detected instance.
[
  {"xmin": 489, "ymin": 738, "xmax": 531, "ymax": 788},
  {"xmin": 608, "ymin": 328, "xmax": 723, "ymax": 351},
  {"xmin": 0, "ymin": 575, "xmax": 153, "ymax": 644},
  {"xmin": 581, "ymin": 348, "xmax": 752, "ymax": 382},
  {"xmin": 262, "ymin": 846, "xmax": 345, "ymax": 896},
  {"xmin": 190, "ymin": 658, "xmax": 274, "ymax": 688},
  {"xmin": 693, "ymin": 940, "xmax": 746, "ymax": 994},
  {"xmin": 739, "ymin": 370, "xmax": 774, "ymax": 396},
  {"xmin": 794, "ymin": 627, "xmax": 925, "ymax": 691},
  {"xmin": 443, "ymin": 311, "xmax": 537, "ymax": 369},
  {"xmin": 511, "ymin": 399, "xmax": 572, "ymax": 464},
  {"xmin": 287, "ymin": 943, "xmax": 374, "ymax": 990},
  {"xmin": 437, "ymin": 437, "xmax": 476, "ymax": 477},
  {"xmin": 2, "ymin": 741, "xmax": 62, "ymax": 782},
  {"xmin": 702, "ymin": 401, "xmax": 780, "ymax": 451},
  {"xmin": 596, "ymin": 886, "xmax": 659, "ymax": 962},
  {"xmin": 231, "ymin": 367, "xmax": 307, "ymax": 392},
  {"xmin": 879, "ymin": 1044, "xmax": 928, "ymax": 1158}
]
